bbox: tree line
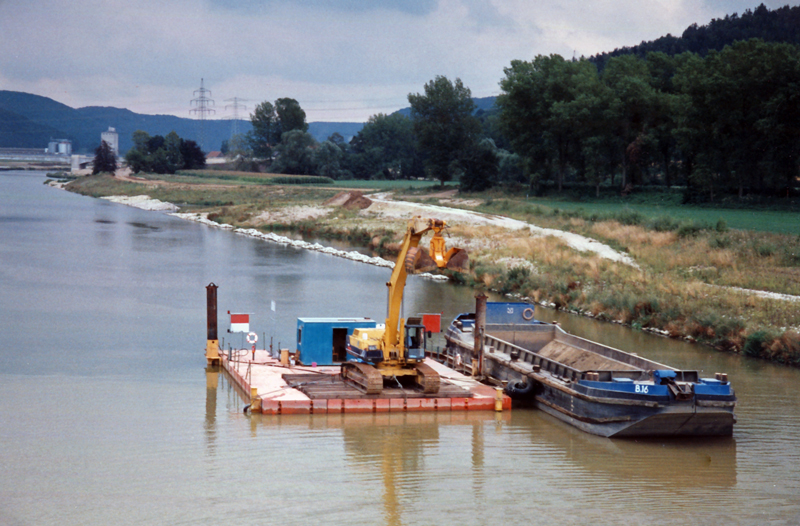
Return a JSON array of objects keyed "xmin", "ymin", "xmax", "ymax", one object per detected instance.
[
  {"xmin": 590, "ymin": 3, "xmax": 800, "ymax": 70},
  {"xmin": 228, "ymin": 79, "xmax": 512, "ymax": 191},
  {"xmin": 228, "ymin": 37, "xmax": 798, "ymax": 201},
  {"xmin": 498, "ymin": 39, "xmax": 800, "ymax": 200},
  {"xmin": 124, "ymin": 131, "xmax": 206, "ymax": 174}
]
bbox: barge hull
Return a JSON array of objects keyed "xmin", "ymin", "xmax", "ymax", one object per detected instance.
[{"xmin": 442, "ymin": 305, "xmax": 736, "ymax": 438}]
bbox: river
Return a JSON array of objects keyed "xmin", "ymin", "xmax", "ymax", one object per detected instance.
[{"xmin": 1, "ymin": 171, "xmax": 799, "ymax": 525}]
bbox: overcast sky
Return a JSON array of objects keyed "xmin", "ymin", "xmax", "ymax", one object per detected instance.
[{"xmin": 1, "ymin": 0, "xmax": 797, "ymax": 122}]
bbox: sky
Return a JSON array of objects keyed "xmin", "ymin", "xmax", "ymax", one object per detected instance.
[{"xmin": 1, "ymin": 0, "xmax": 797, "ymax": 123}]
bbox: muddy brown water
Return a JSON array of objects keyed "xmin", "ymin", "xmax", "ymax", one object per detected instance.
[{"xmin": 1, "ymin": 171, "xmax": 799, "ymax": 525}]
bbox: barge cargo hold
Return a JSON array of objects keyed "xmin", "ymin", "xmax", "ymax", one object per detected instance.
[{"xmin": 442, "ymin": 302, "xmax": 736, "ymax": 438}]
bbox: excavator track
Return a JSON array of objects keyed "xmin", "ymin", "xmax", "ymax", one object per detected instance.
[
  {"xmin": 341, "ymin": 362, "xmax": 383, "ymax": 395},
  {"xmin": 415, "ymin": 362, "xmax": 440, "ymax": 394}
]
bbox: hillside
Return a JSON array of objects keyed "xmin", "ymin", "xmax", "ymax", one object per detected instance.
[
  {"xmin": 0, "ymin": 107, "xmax": 66, "ymax": 149},
  {"xmin": 590, "ymin": 3, "xmax": 800, "ymax": 68},
  {"xmin": 394, "ymin": 95, "xmax": 497, "ymax": 118},
  {"xmin": 0, "ymin": 91, "xmax": 364, "ymax": 154}
]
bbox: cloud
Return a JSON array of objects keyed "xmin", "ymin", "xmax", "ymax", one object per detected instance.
[
  {"xmin": 1, "ymin": 0, "xmax": 797, "ymax": 122},
  {"xmin": 208, "ymin": 0, "xmax": 439, "ymax": 16}
]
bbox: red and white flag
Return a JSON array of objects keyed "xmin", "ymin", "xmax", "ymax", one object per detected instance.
[{"xmin": 229, "ymin": 313, "xmax": 249, "ymax": 333}]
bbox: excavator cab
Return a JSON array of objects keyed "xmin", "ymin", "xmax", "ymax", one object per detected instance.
[{"xmin": 404, "ymin": 323, "xmax": 426, "ymax": 360}]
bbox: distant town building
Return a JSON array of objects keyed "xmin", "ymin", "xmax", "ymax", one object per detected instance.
[
  {"xmin": 100, "ymin": 127, "xmax": 119, "ymax": 155},
  {"xmin": 47, "ymin": 139, "xmax": 72, "ymax": 155},
  {"xmin": 206, "ymin": 151, "xmax": 226, "ymax": 165}
]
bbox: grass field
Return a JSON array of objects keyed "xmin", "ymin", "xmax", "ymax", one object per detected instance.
[
  {"xmin": 329, "ymin": 179, "xmax": 458, "ymax": 191},
  {"xmin": 482, "ymin": 197, "xmax": 800, "ymax": 235}
]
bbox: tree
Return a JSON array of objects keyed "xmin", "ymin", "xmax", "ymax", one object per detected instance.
[
  {"xmin": 271, "ymin": 130, "xmax": 316, "ymax": 174},
  {"xmin": 180, "ymin": 139, "xmax": 206, "ymax": 169},
  {"xmin": 248, "ymin": 98, "xmax": 309, "ymax": 161},
  {"xmin": 92, "ymin": 140, "xmax": 117, "ymax": 174},
  {"xmin": 346, "ymin": 113, "xmax": 422, "ymax": 180},
  {"xmin": 602, "ymin": 54, "xmax": 660, "ymax": 190},
  {"xmin": 123, "ymin": 130, "xmax": 205, "ymax": 174},
  {"xmin": 163, "ymin": 131, "xmax": 183, "ymax": 174},
  {"xmin": 460, "ymin": 139, "xmax": 498, "ymax": 192},
  {"xmin": 498, "ymin": 55, "xmax": 607, "ymax": 192},
  {"xmin": 275, "ymin": 98, "xmax": 308, "ymax": 135},
  {"xmin": 408, "ymin": 76, "xmax": 481, "ymax": 187},
  {"xmin": 313, "ymin": 140, "xmax": 346, "ymax": 179},
  {"xmin": 674, "ymin": 39, "xmax": 800, "ymax": 199},
  {"xmin": 248, "ymin": 101, "xmax": 279, "ymax": 159},
  {"xmin": 327, "ymin": 132, "xmax": 348, "ymax": 150}
]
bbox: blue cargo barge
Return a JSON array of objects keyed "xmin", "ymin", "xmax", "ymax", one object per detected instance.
[{"xmin": 442, "ymin": 303, "xmax": 736, "ymax": 438}]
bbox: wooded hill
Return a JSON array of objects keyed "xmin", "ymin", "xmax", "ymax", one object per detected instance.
[
  {"xmin": 0, "ymin": 90, "xmax": 363, "ymax": 154},
  {"xmin": 590, "ymin": 3, "xmax": 800, "ymax": 68}
]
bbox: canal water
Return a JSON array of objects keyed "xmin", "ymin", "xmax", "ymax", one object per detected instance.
[{"xmin": 1, "ymin": 171, "xmax": 799, "ymax": 525}]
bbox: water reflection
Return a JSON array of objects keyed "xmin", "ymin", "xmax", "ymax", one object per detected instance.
[
  {"xmin": 229, "ymin": 368, "xmax": 513, "ymax": 526},
  {"xmin": 511, "ymin": 410, "xmax": 737, "ymax": 488},
  {"xmin": 205, "ymin": 366, "xmax": 219, "ymax": 457}
]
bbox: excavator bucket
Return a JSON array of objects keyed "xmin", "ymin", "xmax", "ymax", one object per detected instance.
[
  {"xmin": 444, "ymin": 248, "xmax": 469, "ymax": 272},
  {"xmin": 403, "ymin": 217, "xmax": 469, "ymax": 274},
  {"xmin": 430, "ymin": 231, "xmax": 469, "ymax": 273},
  {"xmin": 404, "ymin": 246, "xmax": 469, "ymax": 274},
  {"xmin": 404, "ymin": 246, "xmax": 437, "ymax": 274}
]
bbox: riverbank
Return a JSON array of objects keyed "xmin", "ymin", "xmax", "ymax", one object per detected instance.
[{"xmin": 63, "ymin": 172, "xmax": 800, "ymax": 367}]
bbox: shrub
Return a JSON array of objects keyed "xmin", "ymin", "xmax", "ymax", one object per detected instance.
[
  {"xmin": 744, "ymin": 329, "xmax": 772, "ymax": 358},
  {"xmin": 677, "ymin": 221, "xmax": 704, "ymax": 238},
  {"xmin": 613, "ymin": 209, "xmax": 645, "ymax": 226},
  {"xmin": 754, "ymin": 243, "xmax": 776, "ymax": 257},
  {"xmin": 709, "ymin": 235, "xmax": 732, "ymax": 249},
  {"xmin": 498, "ymin": 266, "xmax": 532, "ymax": 294},
  {"xmin": 651, "ymin": 215, "xmax": 680, "ymax": 232}
]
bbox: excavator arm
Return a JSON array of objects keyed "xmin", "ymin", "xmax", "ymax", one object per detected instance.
[
  {"xmin": 382, "ymin": 217, "xmax": 467, "ymax": 357},
  {"xmin": 343, "ymin": 217, "xmax": 467, "ymax": 394}
]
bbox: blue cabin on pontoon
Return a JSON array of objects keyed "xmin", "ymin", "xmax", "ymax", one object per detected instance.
[{"xmin": 296, "ymin": 318, "xmax": 377, "ymax": 366}]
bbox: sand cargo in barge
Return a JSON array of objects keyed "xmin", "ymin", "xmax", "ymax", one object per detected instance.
[{"xmin": 441, "ymin": 301, "xmax": 736, "ymax": 438}]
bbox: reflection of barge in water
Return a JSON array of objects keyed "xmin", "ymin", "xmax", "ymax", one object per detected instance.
[{"xmin": 441, "ymin": 301, "xmax": 736, "ymax": 438}]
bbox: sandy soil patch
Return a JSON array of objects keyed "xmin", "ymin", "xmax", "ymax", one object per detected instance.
[
  {"xmin": 323, "ymin": 191, "xmax": 372, "ymax": 210},
  {"xmin": 439, "ymin": 197, "xmax": 483, "ymax": 207},
  {"xmin": 101, "ymin": 195, "xmax": 178, "ymax": 211},
  {"xmin": 251, "ymin": 206, "xmax": 332, "ymax": 225}
]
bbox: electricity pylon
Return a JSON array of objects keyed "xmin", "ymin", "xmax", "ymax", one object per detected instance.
[
  {"xmin": 190, "ymin": 78, "xmax": 215, "ymax": 152},
  {"xmin": 224, "ymin": 97, "xmax": 248, "ymax": 140}
]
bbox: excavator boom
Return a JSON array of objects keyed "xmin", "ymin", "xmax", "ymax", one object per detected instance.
[{"xmin": 344, "ymin": 217, "xmax": 468, "ymax": 395}]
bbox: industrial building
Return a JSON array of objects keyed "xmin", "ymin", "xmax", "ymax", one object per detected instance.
[
  {"xmin": 46, "ymin": 139, "xmax": 72, "ymax": 155},
  {"xmin": 100, "ymin": 127, "xmax": 119, "ymax": 155}
]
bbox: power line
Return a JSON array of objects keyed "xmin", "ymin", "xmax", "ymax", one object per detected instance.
[
  {"xmin": 224, "ymin": 97, "xmax": 249, "ymax": 139},
  {"xmin": 190, "ymin": 78, "xmax": 215, "ymax": 152}
]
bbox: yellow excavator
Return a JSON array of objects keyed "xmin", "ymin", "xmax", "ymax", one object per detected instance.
[{"xmin": 343, "ymin": 217, "xmax": 469, "ymax": 395}]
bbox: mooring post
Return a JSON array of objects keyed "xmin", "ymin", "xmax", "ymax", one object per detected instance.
[
  {"xmin": 474, "ymin": 293, "xmax": 487, "ymax": 377},
  {"xmin": 206, "ymin": 283, "xmax": 220, "ymax": 366},
  {"xmin": 250, "ymin": 387, "xmax": 261, "ymax": 413}
]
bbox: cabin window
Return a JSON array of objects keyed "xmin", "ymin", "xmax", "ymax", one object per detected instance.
[{"xmin": 406, "ymin": 326, "xmax": 423, "ymax": 349}]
